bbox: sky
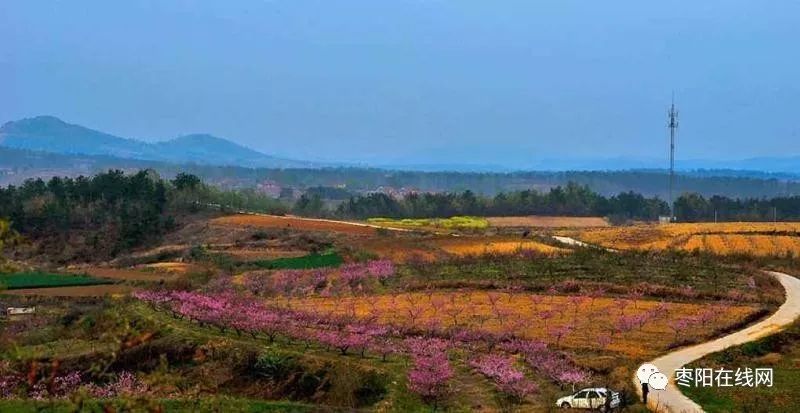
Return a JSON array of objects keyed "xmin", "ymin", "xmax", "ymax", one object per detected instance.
[{"xmin": 2, "ymin": 1, "xmax": 799, "ymax": 168}]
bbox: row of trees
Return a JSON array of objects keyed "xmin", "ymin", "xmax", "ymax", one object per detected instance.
[
  {"xmin": 323, "ymin": 183, "xmax": 670, "ymax": 221},
  {"xmin": 673, "ymin": 193, "xmax": 800, "ymax": 222},
  {"xmin": 297, "ymin": 183, "xmax": 800, "ymax": 223}
]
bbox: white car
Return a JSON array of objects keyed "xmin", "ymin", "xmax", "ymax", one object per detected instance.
[{"xmin": 556, "ymin": 387, "xmax": 620, "ymax": 411}]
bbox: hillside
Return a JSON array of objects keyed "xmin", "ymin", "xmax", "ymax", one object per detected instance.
[{"xmin": 0, "ymin": 116, "xmax": 309, "ymax": 168}]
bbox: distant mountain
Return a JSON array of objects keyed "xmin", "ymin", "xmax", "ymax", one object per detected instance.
[{"xmin": 0, "ymin": 115, "xmax": 313, "ymax": 168}]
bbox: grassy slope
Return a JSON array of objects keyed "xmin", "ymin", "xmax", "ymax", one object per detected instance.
[
  {"xmin": 0, "ymin": 398, "xmax": 313, "ymax": 413},
  {"xmin": 682, "ymin": 320, "xmax": 800, "ymax": 413},
  {"xmin": 130, "ymin": 304, "xmax": 433, "ymax": 412}
]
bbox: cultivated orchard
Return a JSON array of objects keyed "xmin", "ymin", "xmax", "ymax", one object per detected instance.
[{"xmin": 130, "ymin": 255, "xmax": 759, "ymax": 408}]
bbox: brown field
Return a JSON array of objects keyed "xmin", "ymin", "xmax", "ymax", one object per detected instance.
[
  {"xmin": 210, "ymin": 214, "xmax": 380, "ymax": 236},
  {"xmin": 487, "ymin": 216, "xmax": 609, "ymax": 228},
  {"xmin": 3, "ymin": 284, "xmax": 133, "ymax": 297},
  {"xmin": 350, "ymin": 235, "xmax": 566, "ymax": 262},
  {"xmin": 281, "ymin": 291, "xmax": 757, "ymax": 358},
  {"xmin": 79, "ymin": 267, "xmax": 179, "ymax": 282},
  {"xmin": 567, "ymin": 222, "xmax": 800, "ymax": 256},
  {"xmin": 351, "ymin": 237, "xmax": 442, "ymax": 263},
  {"xmin": 431, "ymin": 237, "xmax": 568, "ymax": 256},
  {"xmin": 208, "ymin": 248, "xmax": 308, "ymax": 261}
]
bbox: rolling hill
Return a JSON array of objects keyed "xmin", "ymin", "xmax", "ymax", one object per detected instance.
[{"xmin": 0, "ymin": 116, "xmax": 311, "ymax": 168}]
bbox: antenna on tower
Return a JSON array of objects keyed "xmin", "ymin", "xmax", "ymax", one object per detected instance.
[{"xmin": 668, "ymin": 93, "xmax": 678, "ymax": 221}]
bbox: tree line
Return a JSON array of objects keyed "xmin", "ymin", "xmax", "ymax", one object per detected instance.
[
  {"xmin": 5, "ymin": 169, "xmax": 800, "ymax": 261},
  {"xmin": 296, "ymin": 182, "xmax": 670, "ymax": 222},
  {"xmin": 673, "ymin": 193, "xmax": 800, "ymax": 222},
  {"xmin": 0, "ymin": 170, "xmax": 285, "ymax": 260},
  {"xmin": 301, "ymin": 183, "xmax": 800, "ymax": 223}
]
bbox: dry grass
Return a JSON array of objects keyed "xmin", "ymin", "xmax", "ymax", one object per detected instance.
[
  {"xmin": 210, "ymin": 214, "xmax": 379, "ymax": 236},
  {"xmin": 350, "ymin": 236, "xmax": 566, "ymax": 262},
  {"xmin": 208, "ymin": 248, "xmax": 308, "ymax": 261},
  {"xmin": 432, "ymin": 237, "xmax": 568, "ymax": 256},
  {"xmin": 487, "ymin": 216, "xmax": 609, "ymax": 228},
  {"xmin": 354, "ymin": 238, "xmax": 442, "ymax": 263},
  {"xmin": 281, "ymin": 291, "xmax": 758, "ymax": 358},
  {"xmin": 679, "ymin": 234, "xmax": 800, "ymax": 256}
]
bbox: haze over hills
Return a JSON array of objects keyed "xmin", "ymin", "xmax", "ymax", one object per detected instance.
[
  {"xmin": 0, "ymin": 116, "xmax": 316, "ymax": 169},
  {"xmin": 2, "ymin": 115, "xmax": 800, "ymax": 175}
]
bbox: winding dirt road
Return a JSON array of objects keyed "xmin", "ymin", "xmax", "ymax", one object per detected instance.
[
  {"xmin": 637, "ymin": 271, "xmax": 800, "ymax": 412},
  {"xmin": 550, "ymin": 236, "xmax": 800, "ymax": 412}
]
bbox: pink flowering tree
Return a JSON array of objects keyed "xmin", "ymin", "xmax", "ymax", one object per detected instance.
[
  {"xmin": 557, "ymin": 368, "xmax": 592, "ymax": 392},
  {"xmin": 469, "ymin": 354, "xmax": 538, "ymax": 402},
  {"xmin": 405, "ymin": 338, "xmax": 453, "ymax": 407},
  {"xmin": 667, "ymin": 318, "xmax": 691, "ymax": 341}
]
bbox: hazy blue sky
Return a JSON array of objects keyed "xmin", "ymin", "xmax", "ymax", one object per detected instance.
[{"xmin": 3, "ymin": 1, "xmax": 799, "ymax": 167}]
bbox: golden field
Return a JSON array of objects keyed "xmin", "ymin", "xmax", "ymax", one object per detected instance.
[
  {"xmin": 279, "ymin": 291, "xmax": 757, "ymax": 358},
  {"xmin": 431, "ymin": 237, "xmax": 568, "ymax": 256},
  {"xmin": 210, "ymin": 214, "xmax": 379, "ymax": 235},
  {"xmin": 567, "ymin": 222, "xmax": 800, "ymax": 256}
]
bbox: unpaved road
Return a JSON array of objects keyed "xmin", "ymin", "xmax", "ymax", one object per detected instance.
[
  {"xmin": 637, "ymin": 270, "xmax": 800, "ymax": 412},
  {"xmin": 3, "ymin": 284, "xmax": 134, "ymax": 297},
  {"xmin": 552, "ymin": 235, "xmax": 594, "ymax": 248},
  {"xmin": 552, "ymin": 236, "xmax": 800, "ymax": 412}
]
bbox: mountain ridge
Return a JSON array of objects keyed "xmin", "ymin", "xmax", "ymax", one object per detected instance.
[
  {"xmin": 0, "ymin": 115, "xmax": 312, "ymax": 168},
  {"xmin": 2, "ymin": 115, "xmax": 800, "ymax": 173}
]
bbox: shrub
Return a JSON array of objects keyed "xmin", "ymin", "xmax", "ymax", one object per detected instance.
[{"xmin": 251, "ymin": 353, "xmax": 300, "ymax": 381}]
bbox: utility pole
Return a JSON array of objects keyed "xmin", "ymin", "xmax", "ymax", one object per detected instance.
[{"xmin": 668, "ymin": 95, "xmax": 679, "ymax": 222}]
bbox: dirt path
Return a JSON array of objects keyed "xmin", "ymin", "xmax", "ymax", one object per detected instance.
[
  {"xmin": 552, "ymin": 236, "xmax": 594, "ymax": 248},
  {"xmin": 552, "ymin": 236, "xmax": 800, "ymax": 412},
  {"xmin": 552, "ymin": 235, "xmax": 616, "ymax": 252},
  {"xmin": 636, "ymin": 270, "xmax": 800, "ymax": 412},
  {"xmin": 3, "ymin": 284, "xmax": 133, "ymax": 297}
]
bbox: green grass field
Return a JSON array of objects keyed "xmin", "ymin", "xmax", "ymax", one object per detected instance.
[
  {"xmin": 251, "ymin": 252, "xmax": 344, "ymax": 270},
  {"xmin": 0, "ymin": 271, "xmax": 112, "ymax": 290}
]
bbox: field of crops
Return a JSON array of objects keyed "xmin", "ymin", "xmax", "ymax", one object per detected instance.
[
  {"xmin": 367, "ymin": 216, "xmax": 489, "ymax": 230},
  {"xmin": 567, "ymin": 222, "xmax": 800, "ymax": 256},
  {"xmin": 432, "ymin": 238, "xmax": 567, "ymax": 256},
  {"xmin": 4, "ymin": 213, "xmax": 784, "ymax": 412},
  {"xmin": 487, "ymin": 216, "xmax": 609, "ymax": 228},
  {"xmin": 282, "ymin": 290, "xmax": 758, "ymax": 358},
  {"xmin": 211, "ymin": 214, "xmax": 379, "ymax": 235},
  {"xmin": 0, "ymin": 272, "xmax": 112, "ymax": 290},
  {"xmin": 250, "ymin": 252, "xmax": 344, "ymax": 270}
]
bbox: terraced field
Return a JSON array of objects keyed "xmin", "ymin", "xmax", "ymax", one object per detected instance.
[{"xmin": 566, "ymin": 222, "xmax": 800, "ymax": 256}]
